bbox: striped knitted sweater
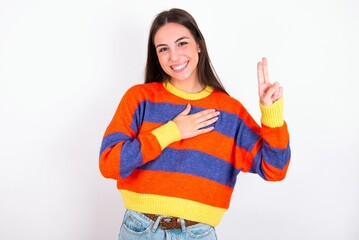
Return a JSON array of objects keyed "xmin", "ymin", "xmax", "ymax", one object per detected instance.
[{"xmin": 99, "ymin": 81, "xmax": 291, "ymax": 226}]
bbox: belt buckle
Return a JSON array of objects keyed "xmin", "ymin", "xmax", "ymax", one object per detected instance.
[{"xmin": 159, "ymin": 217, "xmax": 180, "ymax": 230}]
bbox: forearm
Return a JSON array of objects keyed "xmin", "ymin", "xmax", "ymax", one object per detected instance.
[
  {"xmin": 99, "ymin": 121, "xmax": 181, "ymax": 180},
  {"xmin": 242, "ymin": 97, "xmax": 290, "ymax": 181},
  {"xmin": 259, "ymin": 97, "xmax": 290, "ymax": 180}
]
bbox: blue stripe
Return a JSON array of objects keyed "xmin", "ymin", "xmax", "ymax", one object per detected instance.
[
  {"xmin": 139, "ymin": 148, "xmax": 241, "ymax": 187},
  {"xmin": 262, "ymin": 142, "xmax": 291, "ymax": 169},
  {"xmin": 250, "ymin": 142, "xmax": 291, "ymax": 179},
  {"xmin": 99, "ymin": 132, "xmax": 144, "ymax": 178},
  {"xmin": 130, "ymin": 101, "xmax": 191, "ymax": 133},
  {"xmin": 99, "ymin": 132, "xmax": 131, "ymax": 156},
  {"xmin": 214, "ymin": 111, "xmax": 260, "ymax": 152},
  {"xmin": 250, "ymin": 153, "xmax": 266, "ymax": 179},
  {"xmin": 130, "ymin": 101, "xmax": 259, "ymax": 152},
  {"xmin": 120, "ymin": 139, "xmax": 144, "ymax": 178}
]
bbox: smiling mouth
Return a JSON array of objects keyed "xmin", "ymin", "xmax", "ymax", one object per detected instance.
[{"xmin": 171, "ymin": 61, "xmax": 189, "ymax": 72}]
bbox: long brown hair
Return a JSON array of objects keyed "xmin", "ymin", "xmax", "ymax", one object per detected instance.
[{"xmin": 144, "ymin": 8, "xmax": 228, "ymax": 94}]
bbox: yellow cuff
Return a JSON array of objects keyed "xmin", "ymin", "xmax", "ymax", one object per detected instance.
[
  {"xmin": 260, "ymin": 97, "xmax": 284, "ymax": 127},
  {"xmin": 151, "ymin": 121, "xmax": 181, "ymax": 149}
]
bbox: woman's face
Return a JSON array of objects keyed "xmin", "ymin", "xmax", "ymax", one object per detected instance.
[{"xmin": 154, "ymin": 23, "xmax": 200, "ymax": 84}]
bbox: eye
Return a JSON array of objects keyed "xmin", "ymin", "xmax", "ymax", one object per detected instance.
[
  {"xmin": 178, "ymin": 41, "xmax": 188, "ymax": 47},
  {"xmin": 158, "ymin": 47, "xmax": 168, "ymax": 53}
]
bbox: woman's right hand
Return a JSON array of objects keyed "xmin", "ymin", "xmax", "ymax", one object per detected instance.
[{"xmin": 172, "ymin": 103, "xmax": 220, "ymax": 139}]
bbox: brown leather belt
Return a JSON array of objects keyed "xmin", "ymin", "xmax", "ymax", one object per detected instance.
[{"xmin": 143, "ymin": 213, "xmax": 199, "ymax": 230}]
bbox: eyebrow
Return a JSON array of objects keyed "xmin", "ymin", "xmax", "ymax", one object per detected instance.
[{"xmin": 155, "ymin": 37, "xmax": 190, "ymax": 49}]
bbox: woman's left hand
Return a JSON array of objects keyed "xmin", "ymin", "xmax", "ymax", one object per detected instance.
[{"xmin": 257, "ymin": 57, "xmax": 283, "ymax": 106}]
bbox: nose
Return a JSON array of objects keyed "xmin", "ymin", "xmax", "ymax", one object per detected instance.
[{"xmin": 169, "ymin": 49, "xmax": 180, "ymax": 62}]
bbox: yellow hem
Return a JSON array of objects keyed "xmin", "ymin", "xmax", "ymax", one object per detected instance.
[{"xmin": 120, "ymin": 190, "xmax": 226, "ymax": 226}]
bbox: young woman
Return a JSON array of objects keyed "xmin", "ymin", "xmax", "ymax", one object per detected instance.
[{"xmin": 99, "ymin": 8, "xmax": 291, "ymax": 240}]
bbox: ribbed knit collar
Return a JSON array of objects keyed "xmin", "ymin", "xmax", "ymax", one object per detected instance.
[{"xmin": 162, "ymin": 80, "xmax": 213, "ymax": 100}]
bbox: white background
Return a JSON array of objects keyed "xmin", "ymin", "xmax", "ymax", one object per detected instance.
[{"xmin": 1, "ymin": 0, "xmax": 358, "ymax": 239}]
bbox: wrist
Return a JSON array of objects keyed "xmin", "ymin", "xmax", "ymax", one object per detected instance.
[
  {"xmin": 151, "ymin": 121, "xmax": 181, "ymax": 149},
  {"xmin": 260, "ymin": 97, "xmax": 284, "ymax": 127}
]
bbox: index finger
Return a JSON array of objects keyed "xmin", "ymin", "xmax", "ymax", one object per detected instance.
[{"xmin": 193, "ymin": 109, "xmax": 217, "ymax": 119}]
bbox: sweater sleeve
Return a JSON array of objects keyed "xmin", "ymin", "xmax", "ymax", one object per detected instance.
[
  {"xmin": 241, "ymin": 97, "xmax": 291, "ymax": 181},
  {"xmin": 99, "ymin": 86, "xmax": 181, "ymax": 180}
]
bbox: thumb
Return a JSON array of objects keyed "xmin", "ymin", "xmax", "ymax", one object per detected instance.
[{"xmin": 179, "ymin": 103, "xmax": 191, "ymax": 116}]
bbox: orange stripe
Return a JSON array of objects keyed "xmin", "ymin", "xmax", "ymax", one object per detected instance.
[
  {"xmin": 118, "ymin": 170, "xmax": 233, "ymax": 208},
  {"xmin": 262, "ymin": 122, "xmax": 290, "ymax": 149},
  {"xmin": 104, "ymin": 85, "xmax": 153, "ymax": 136},
  {"xmin": 244, "ymin": 138, "xmax": 262, "ymax": 172},
  {"xmin": 171, "ymin": 131, "xmax": 249, "ymax": 169},
  {"xmin": 99, "ymin": 144, "xmax": 122, "ymax": 180},
  {"xmin": 263, "ymin": 160, "xmax": 290, "ymax": 181},
  {"xmin": 140, "ymin": 122, "xmax": 162, "ymax": 132}
]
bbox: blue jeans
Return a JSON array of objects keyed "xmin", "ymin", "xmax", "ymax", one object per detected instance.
[{"xmin": 118, "ymin": 210, "xmax": 218, "ymax": 240}]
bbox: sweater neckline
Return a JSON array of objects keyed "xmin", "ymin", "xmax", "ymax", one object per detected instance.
[{"xmin": 162, "ymin": 80, "xmax": 213, "ymax": 100}]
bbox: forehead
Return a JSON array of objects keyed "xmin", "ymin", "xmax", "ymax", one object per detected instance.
[{"xmin": 154, "ymin": 22, "xmax": 193, "ymax": 44}]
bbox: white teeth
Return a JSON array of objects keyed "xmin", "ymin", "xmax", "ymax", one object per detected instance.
[{"xmin": 172, "ymin": 62, "xmax": 187, "ymax": 71}]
